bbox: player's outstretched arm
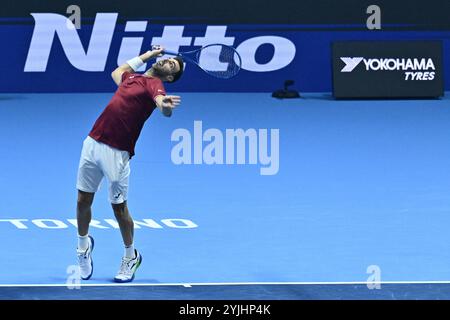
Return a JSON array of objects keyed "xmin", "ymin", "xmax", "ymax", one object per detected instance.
[
  {"xmin": 154, "ymin": 95, "xmax": 181, "ymax": 117},
  {"xmin": 111, "ymin": 47, "xmax": 164, "ymax": 86}
]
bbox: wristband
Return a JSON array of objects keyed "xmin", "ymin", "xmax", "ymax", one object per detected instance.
[{"xmin": 126, "ymin": 56, "xmax": 144, "ymax": 71}]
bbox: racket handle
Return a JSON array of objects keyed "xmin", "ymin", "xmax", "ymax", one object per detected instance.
[
  {"xmin": 151, "ymin": 44, "xmax": 177, "ymax": 56},
  {"xmin": 163, "ymin": 50, "xmax": 178, "ymax": 56}
]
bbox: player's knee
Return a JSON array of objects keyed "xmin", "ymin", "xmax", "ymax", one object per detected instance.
[
  {"xmin": 112, "ymin": 201, "xmax": 128, "ymax": 218},
  {"xmin": 77, "ymin": 191, "xmax": 94, "ymax": 207}
]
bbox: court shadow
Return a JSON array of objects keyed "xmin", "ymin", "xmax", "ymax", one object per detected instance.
[
  {"xmin": 298, "ymin": 93, "xmax": 335, "ymax": 101},
  {"xmin": 102, "ymin": 278, "xmax": 161, "ymax": 284},
  {"xmin": 300, "ymin": 93, "xmax": 446, "ymax": 102},
  {"xmin": 0, "ymin": 95, "xmax": 29, "ymax": 101}
]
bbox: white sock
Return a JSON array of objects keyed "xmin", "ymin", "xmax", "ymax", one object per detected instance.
[
  {"xmin": 78, "ymin": 234, "xmax": 89, "ymax": 251},
  {"xmin": 124, "ymin": 244, "xmax": 135, "ymax": 259}
]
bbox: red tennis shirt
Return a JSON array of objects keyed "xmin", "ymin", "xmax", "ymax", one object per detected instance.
[{"xmin": 89, "ymin": 72, "xmax": 166, "ymax": 158}]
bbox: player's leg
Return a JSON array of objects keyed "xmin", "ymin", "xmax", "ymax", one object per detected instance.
[
  {"xmin": 77, "ymin": 190, "xmax": 94, "ymax": 237},
  {"xmin": 102, "ymin": 144, "xmax": 133, "ymax": 251},
  {"xmin": 111, "ymin": 199, "xmax": 143, "ymax": 283},
  {"xmin": 111, "ymin": 200, "xmax": 134, "ymax": 250},
  {"xmin": 75, "ymin": 136, "xmax": 104, "ymax": 280},
  {"xmin": 99, "ymin": 143, "xmax": 142, "ymax": 282}
]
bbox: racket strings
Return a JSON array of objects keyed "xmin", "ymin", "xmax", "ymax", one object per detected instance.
[{"xmin": 199, "ymin": 45, "xmax": 241, "ymax": 79}]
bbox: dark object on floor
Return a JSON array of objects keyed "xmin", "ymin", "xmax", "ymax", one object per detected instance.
[{"xmin": 272, "ymin": 80, "xmax": 301, "ymax": 99}]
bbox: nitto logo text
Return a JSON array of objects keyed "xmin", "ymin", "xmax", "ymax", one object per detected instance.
[{"xmin": 25, "ymin": 13, "xmax": 296, "ymax": 73}]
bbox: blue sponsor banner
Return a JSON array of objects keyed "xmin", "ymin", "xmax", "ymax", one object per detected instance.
[{"xmin": 1, "ymin": 14, "xmax": 449, "ymax": 93}]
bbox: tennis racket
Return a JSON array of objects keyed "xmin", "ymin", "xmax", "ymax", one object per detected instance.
[{"xmin": 155, "ymin": 44, "xmax": 242, "ymax": 79}]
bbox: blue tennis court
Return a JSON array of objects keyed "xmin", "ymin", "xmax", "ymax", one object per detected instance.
[{"xmin": 1, "ymin": 92, "xmax": 450, "ymax": 299}]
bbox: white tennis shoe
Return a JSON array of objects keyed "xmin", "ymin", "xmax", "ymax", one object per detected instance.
[
  {"xmin": 77, "ymin": 235, "xmax": 94, "ymax": 280},
  {"xmin": 114, "ymin": 249, "xmax": 142, "ymax": 283}
]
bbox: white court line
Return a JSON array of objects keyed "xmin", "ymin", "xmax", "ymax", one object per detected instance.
[{"xmin": 1, "ymin": 281, "xmax": 450, "ymax": 288}]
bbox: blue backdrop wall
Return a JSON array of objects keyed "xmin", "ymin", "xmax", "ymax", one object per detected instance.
[{"xmin": 1, "ymin": 0, "xmax": 449, "ymax": 92}]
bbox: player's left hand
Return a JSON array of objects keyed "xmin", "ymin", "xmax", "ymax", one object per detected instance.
[{"xmin": 162, "ymin": 95, "xmax": 181, "ymax": 109}]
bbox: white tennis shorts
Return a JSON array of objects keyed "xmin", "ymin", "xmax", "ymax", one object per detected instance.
[{"xmin": 76, "ymin": 136, "xmax": 130, "ymax": 204}]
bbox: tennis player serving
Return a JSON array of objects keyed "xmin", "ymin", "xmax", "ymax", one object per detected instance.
[{"xmin": 75, "ymin": 45, "xmax": 183, "ymax": 283}]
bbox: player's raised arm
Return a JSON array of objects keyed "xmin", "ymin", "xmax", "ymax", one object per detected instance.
[
  {"xmin": 111, "ymin": 47, "xmax": 164, "ymax": 86},
  {"xmin": 154, "ymin": 95, "xmax": 181, "ymax": 117}
]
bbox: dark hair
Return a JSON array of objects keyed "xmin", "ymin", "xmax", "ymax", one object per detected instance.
[{"xmin": 171, "ymin": 56, "xmax": 184, "ymax": 83}]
